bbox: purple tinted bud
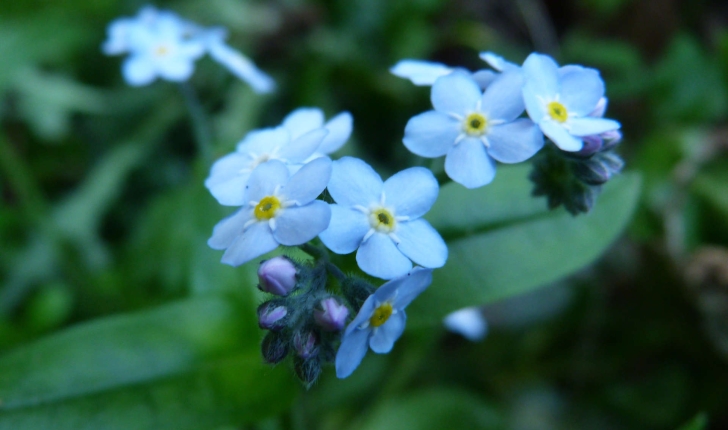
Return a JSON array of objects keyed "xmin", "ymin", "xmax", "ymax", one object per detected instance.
[
  {"xmin": 574, "ymin": 135, "xmax": 603, "ymax": 158},
  {"xmin": 293, "ymin": 331, "xmax": 318, "ymax": 359},
  {"xmin": 258, "ymin": 256, "xmax": 297, "ymax": 296},
  {"xmin": 258, "ymin": 302, "xmax": 288, "ymax": 331},
  {"xmin": 314, "ymin": 298, "xmax": 349, "ymax": 331}
]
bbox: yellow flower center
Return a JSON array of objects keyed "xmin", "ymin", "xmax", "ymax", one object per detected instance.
[
  {"xmin": 254, "ymin": 196, "xmax": 281, "ymax": 220},
  {"xmin": 369, "ymin": 303, "xmax": 393, "ymax": 327},
  {"xmin": 547, "ymin": 101, "xmax": 568, "ymax": 123},
  {"xmin": 463, "ymin": 113, "xmax": 488, "ymax": 136},
  {"xmin": 154, "ymin": 45, "xmax": 170, "ymax": 57},
  {"xmin": 369, "ymin": 208, "xmax": 396, "ymax": 233}
]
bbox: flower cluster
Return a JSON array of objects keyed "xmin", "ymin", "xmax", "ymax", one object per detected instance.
[
  {"xmin": 102, "ymin": 5, "xmax": 274, "ymax": 92},
  {"xmin": 394, "ymin": 51, "xmax": 624, "ymax": 213}
]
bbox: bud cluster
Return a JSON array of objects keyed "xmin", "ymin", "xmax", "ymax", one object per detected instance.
[
  {"xmin": 530, "ymin": 130, "xmax": 623, "ymax": 215},
  {"xmin": 256, "ymin": 255, "xmax": 372, "ymax": 387}
]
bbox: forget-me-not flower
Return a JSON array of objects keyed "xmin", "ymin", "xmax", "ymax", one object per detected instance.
[
  {"xmin": 207, "ymin": 158, "xmax": 332, "ymax": 266},
  {"xmin": 390, "ymin": 59, "xmax": 497, "ymax": 89},
  {"xmin": 403, "ymin": 71, "xmax": 544, "ymax": 188},
  {"xmin": 205, "ymin": 121, "xmax": 328, "ymax": 206},
  {"xmin": 336, "ymin": 267, "xmax": 432, "ymax": 378},
  {"xmin": 103, "ymin": 6, "xmax": 274, "ymax": 92},
  {"xmin": 521, "ymin": 53, "xmax": 620, "ymax": 152},
  {"xmin": 281, "ymin": 108, "xmax": 353, "ymax": 160},
  {"xmin": 319, "ymin": 157, "xmax": 447, "ymax": 280},
  {"xmin": 443, "ymin": 307, "xmax": 488, "ymax": 342}
]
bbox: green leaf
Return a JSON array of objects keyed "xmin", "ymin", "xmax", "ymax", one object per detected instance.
[
  {"xmin": 355, "ymin": 388, "xmax": 503, "ymax": 430},
  {"xmin": 410, "ymin": 166, "xmax": 641, "ymax": 326},
  {"xmin": 0, "ymin": 296, "xmax": 296, "ymax": 429},
  {"xmin": 677, "ymin": 413, "xmax": 708, "ymax": 430}
]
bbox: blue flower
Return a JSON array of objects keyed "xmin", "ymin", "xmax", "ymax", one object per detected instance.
[
  {"xmin": 281, "ymin": 108, "xmax": 353, "ymax": 159},
  {"xmin": 403, "ymin": 71, "xmax": 544, "ymax": 188},
  {"xmin": 390, "ymin": 59, "xmax": 497, "ymax": 89},
  {"xmin": 443, "ymin": 307, "xmax": 488, "ymax": 342},
  {"xmin": 336, "ymin": 267, "xmax": 432, "ymax": 378},
  {"xmin": 103, "ymin": 6, "xmax": 274, "ymax": 92},
  {"xmin": 319, "ymin": 157, "xmax": 447, "ymax": 280},
  {"xmin": 205, "ymin": 119, "xmax": 328, "ymax": 206},
  {"xmin": 521, "ymin": 53, "xmax": 621, "ymax": 152},
  {"xmin": 207, "ymin": 158, "xmax": 332, "ymax": 266}
]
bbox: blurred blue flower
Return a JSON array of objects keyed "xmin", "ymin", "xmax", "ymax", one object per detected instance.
[
  {"xmin": 390, "ymin": 59, "xmax": 497, "ymax": 89},
  {"xmin": 443, "ymin": 307, "xmax": 488, "ymax": 341},
  {"xmin": 208, "ymin": 158, "xmax": 332, "ymax": 266},
  {"xmin": 205, "ymin": 119, "xmax": 328, "ymax": 206},
  {"xmin": 336, "ymin": 267, "xmax": 432, "ymax": 378},
  {"xmin": 103, "ymin": 5, "xmax": 274, "ymax": 92},
  {"xmin": 521, "ymin": 53, "xmax": 620, "ymax": 152},
  {"xmin": 403, "ymin": 71, "xmax": 543, "ymax": 188},
  {"xmin": 319, "ymin": 157, "xmax": 447, "ymax": 280}
]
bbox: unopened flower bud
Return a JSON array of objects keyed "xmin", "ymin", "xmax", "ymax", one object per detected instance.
[
  {"xmin": 261, "ymin": 331, "xmax": 289, "ymax": 364},
  {"xmin": 314, "ymin": 297, "xmax": 349, "ymax": 331},
  {"xmin": 294, "ymin": 356, "xmax": 322, "ymax": 388},
  {"xmin": 341, "ymin": 277, "xmax": 375, "ymax": 312},
  {"xmin": 258, "ymin": 256, "xmax": 297, "ymax": 296},
  {"xmin": 257, "ymin": 301, "xmax": 288, "ymax": 331},
  {"xmin": 292, "ymin": 331, "xmax": 318, "ymax": 359}
]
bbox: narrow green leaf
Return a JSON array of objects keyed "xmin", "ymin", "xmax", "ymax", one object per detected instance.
[
  {"xmin": 0, "ymin": 296, "xmax": 296, "ymax": 429},
  {"xmin": 411, "ymin": 167, "xmax": 641, "ymax": 326},
  {"xmin": 677, "ymin": 413, "xmax": 708, "ymax": 430}
]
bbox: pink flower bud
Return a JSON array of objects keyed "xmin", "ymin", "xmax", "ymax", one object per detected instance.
[
  {"xmin": 258, "ymin": 302, "xmax": 288, "ymax": 331},
  {"xmin": 293, "ymin": 331, "xmax": 318, "ymax": 359},
  {"xmin": 258, "ymin": 256, "xmax": 297, "ymax": 296},
  {"xmin": 314, "ymin": 297, "xmax": 349, "ymax": 331}
]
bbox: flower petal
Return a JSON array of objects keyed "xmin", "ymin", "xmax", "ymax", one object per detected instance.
[
  {"xmin": 388, "ymin": 267, "xmax": 433, "ymax": 309},
  {"xmin": 328, "ymin": 157, "xmax": 383, "ymax": 207},
  {"xmin": 335, "ymin": 327, "xmax": 370, "ymax": 378},
  {"xmin": 390, "ymin": 60, "xmax": 453, "ymax": 86},
  {"xmin": 273, "ymin": 201, "xmax": 331, "ymax": 245},
  {"xmin": 282, "ymin": 107, "xmax": 324, "ymax": 141},
  {"xmin": 122, "ymin": 56, "xmax": 157, "ymax": 86},
  {"xmin": 480, "ymin": 71, "xmax": 526, "ymax": 121},
  {"xmin": 486, "ymin": 118, "xmax": 544, "ymax": 163},
  {"xmin": 236, "ymin": 127, "xmax": 288, "ymax": 154},
  {"xmin": 319, "ymin": 205, "xmax": 370, "ymax": 254},
  {"xmin": 403, "ymin": 111, "xmax": 460, "ymax": 158},
  {"xmin": 369, "ymin": 311, "xmax": 406, "ymax": 353},
  {"xmin": 207, "ymin": 207, "xmax": 252, "ymax": 250},
  {"xmin": 208, "ymin": 42, "xmax": 275, "ymax": 93},
  {"xmin": 540, "ymin": 120, "xmax": 583, "ymax": 152},
  {"xmin": 283, "ymin": 157, "xmax": 332, "ymax": 204},
  {"xmin": 559, "ymin": 67, "xmax": 604, "ymax": 116},
  {"xmin": 479, "ymin": 51, "xmax": 519, "ymax": 72},
  {"xmin": 523, "ymin": 86, "xmax": 546, "ymax": 123},
  {"xmin": 246, "ymin": 160, "xmax": 290, "ymax": 201},
  {"xmin": 444, "ymin": 138, "xmax": 496, "ymax": 189},
  {"xmin": 567, "ymin": 117, "xmax": 621, "ymax": 136},
  {"xmin": 319, "ymin": 111, "xmax": 353, "ymax": 154},
  {"xmin": 277, "ymin": 128, "xmax": 327, "ymax": 163},
  {"xmin": 383, "ymin": 168, "xmax": 439, "ymax": 219},
  {"xmin": 357, "ymin": 233, "xmax": 412, "ymax": 280},
  {"xmin": 522, "ymin": 53, "xmax": 560, "ymax": 99},
  {"xmin": 220, "ymin": 222, "xmax": 278, "ymax": 266},
  {"xmin": 431, "ymin": 72, "xmax": 481, "ymax": 115},
  {"xmin": 205, "ymin": 152, "xmax": 252, "ymax": 206},
  {"xmin": 395, "ymin": 219, "xmax": 448, "ymax": 269},
  {"xmin": 444, "ymin": 307, "xmax": 488, "ymax": 341},
  {"xmin": 157, "ymin": 56, "xmax": 196, "ymax": 82},
  {"xmin": 471, "ymin": 69, "xmax": 498, "ymax": 90}
]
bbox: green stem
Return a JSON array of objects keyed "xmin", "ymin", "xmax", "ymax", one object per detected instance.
[
  {"xmin": 178, "ymin": 82, "xmax": 212, "ymax": 163},
  {"xmin": 0, "ymin": 133, "xmax": 47, "ymax": 223},
  {"xmin": 298, "ymin": 243, "xmax": 327, "ymax": 260}
]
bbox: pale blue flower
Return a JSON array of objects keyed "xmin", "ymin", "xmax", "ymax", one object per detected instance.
[
  {"xmin": 207, "ymin": 158, "xmax": 332, "ymax": 266},
  {"xmin": 443, "ymin": 307, "xmax": 488, "ymax": 342},
  {"xmin": 336, "ymin": 267, "xmax": 432, "ymax": 378},
  {"xmin": 319, "ymin": 157, "xmax": 447, "ymax": 280},
  {"xmin": 479, "ymin": 51, "xmax": 519, "ymax": 73},
  {"xmin": 205, "ymin": 119, "xmax": 328, "ymax": 206},
  {"xmin": 403, "ymin": 71, "xmax": 544, "ymax": 188},
  {"xmin": 281, "ymin": 108, "xmax": 353, "ymax": 159},
  {"xmin": 103, "ymin": 6, "xmax": 274, "ymax": 92},
  {"xmin": 521, "ymin": 53, "xmax": 621, "ymax": 152}
]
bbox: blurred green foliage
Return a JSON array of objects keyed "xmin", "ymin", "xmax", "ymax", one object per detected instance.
[{"xmin": 1, "ymin": 0, "xmax": 728, "ymax": 429}]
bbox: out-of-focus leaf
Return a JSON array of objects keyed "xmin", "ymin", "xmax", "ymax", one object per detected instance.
[
  {"xmin": 677, "ymin": 413, "xmax": 708, "ymax": 430},
  {"xmin": 0, "ymin": 295, "xmax": 296, "ymax": 429},
  {"xmin": 410, "ymin": 166, "xmax": 641, "ymax": 326},
  {"xmin": 356, "ymin": 388, "xmax": 503, "ymax": 430}
]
